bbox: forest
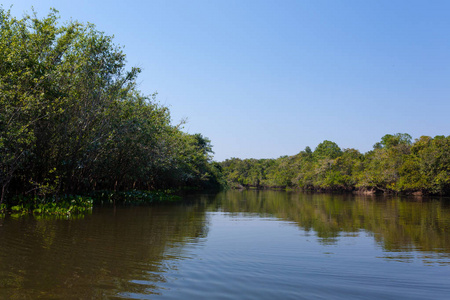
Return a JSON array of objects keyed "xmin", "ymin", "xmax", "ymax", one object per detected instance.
[
  {"xmin": 220, "ymin": 133, "xmax": 450, "ymax": 196},
  {"xmin": 0, "ymin": 8, "xmax": 224, "ymax": 207}
]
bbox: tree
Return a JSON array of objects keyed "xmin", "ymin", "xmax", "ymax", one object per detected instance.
[
  {"xmin": 373, "ymin": 133, "xmax": 412, "ymax": 149},
  {"xmin": 399, "ymin": 135, "xmax": 450, "ymax": 194},
  {"xmin": 314, "ymin": 140, "xmax": 342, "ymax": 160},
  {"xmin": 0, "ymin": 8, "xmax": 67, "ymax": 201}
]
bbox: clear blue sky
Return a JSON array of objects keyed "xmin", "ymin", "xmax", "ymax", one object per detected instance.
[{"xmin": 3, "ymin": 0, "xmax": 450, "ymax": 161}]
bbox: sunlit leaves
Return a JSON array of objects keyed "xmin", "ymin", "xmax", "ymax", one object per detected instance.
[{"xmin": 221, "ymin": 134, "xmax": 450, "ymax": 195}]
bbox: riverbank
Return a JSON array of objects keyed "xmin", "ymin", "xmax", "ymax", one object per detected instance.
[{"xmin": 228, "ymin": 184, "xmax": 443, "ymax": 197}]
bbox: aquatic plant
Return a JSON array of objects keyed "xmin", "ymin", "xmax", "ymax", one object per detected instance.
[{"xmin": 6, "ymin": 195, "xmax": 93, "ymax": 216}]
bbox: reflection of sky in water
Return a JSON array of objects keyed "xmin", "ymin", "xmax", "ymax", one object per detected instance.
[{"xmin": 149, "ymin": 212, "xmax": 450, "ymax": 300}]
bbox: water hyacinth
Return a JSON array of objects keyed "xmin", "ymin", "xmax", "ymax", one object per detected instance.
[{"xmin": 5, "ymin": 195, "xmax": 93, "ymax": 216}]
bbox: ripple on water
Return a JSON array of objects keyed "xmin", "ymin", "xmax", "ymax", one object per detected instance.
[{"xmin": 1, "ymin": 193, "xmax": 450, "ymax": 299}]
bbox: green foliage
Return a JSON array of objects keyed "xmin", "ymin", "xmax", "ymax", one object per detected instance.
[
  {"xmin": 398, "ymin": 135, "xmax": 450, "ymax": 194},
  {"xmin": 220, "ymin": 133, "xmax": 450, "ymax": 195},
  {"xmin": 0, "ymin": 8, "xmax": 223, "ymax": 203},
  {"xmin": 374, "ymin": 133, "xmax": 412, "ymax": 149},
  {"xmin": 221, "ymin": 158, "xmax": 276, "ymax": 188},
  {"xmin": 314, "ymin": 140, "xmax": 342, "ymax": 160},
  {"xmin": 5, "ymin": 195, "xmax": 93, "ymax": 216}
]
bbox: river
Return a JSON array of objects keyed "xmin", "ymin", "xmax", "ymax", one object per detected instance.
[{"xmin": 0, "ymin": 190, "xmax": 449, "ymax": 299}]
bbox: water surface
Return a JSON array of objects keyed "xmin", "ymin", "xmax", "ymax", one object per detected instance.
[{"xmin": 0, "ymin": 191, "xmax": 449, "ymax": 299}]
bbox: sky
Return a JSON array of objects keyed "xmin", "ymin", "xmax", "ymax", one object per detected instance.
[{"xmin": 2, "ymin": 0, "xmax": 449, "ymax": 161}]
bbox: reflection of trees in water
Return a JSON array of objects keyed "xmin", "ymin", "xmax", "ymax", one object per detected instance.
[
  {"xmin": 0, "ymin": 203, "xmax": 209, "ymax": 299},
  {"xmin": 0, "ymin": 192, "xmax": 448, "ymax": 298},
  {"xmin": 214, "ymin": 190, "xmax": 450, "ymax": 254}
]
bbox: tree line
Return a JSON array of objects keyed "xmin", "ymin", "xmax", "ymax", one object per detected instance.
[
  {"xmin": 0, "ymin": 8, "xmax": 224, "ymax": 203},
  {"xmin": 220, "ymin": 133, "xmax": 450, "ymax": 195}
]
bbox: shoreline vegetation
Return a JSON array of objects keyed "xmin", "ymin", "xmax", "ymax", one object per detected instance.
[
  {"xmin": 1, "ymin": 9, "xmax": 449, "ymax": 216},
  {"xmin": 0, "ymin": 190, "xmax": 183, "ymax": 217},
  {"xmin": 220, "ymin": 133, "xmax": 450, "ymax": 197}
]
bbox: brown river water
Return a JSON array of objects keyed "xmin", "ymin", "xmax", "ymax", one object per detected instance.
[{"xmin": 0, "ymin": 190, "xmax": 449, "ymax": 299}]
